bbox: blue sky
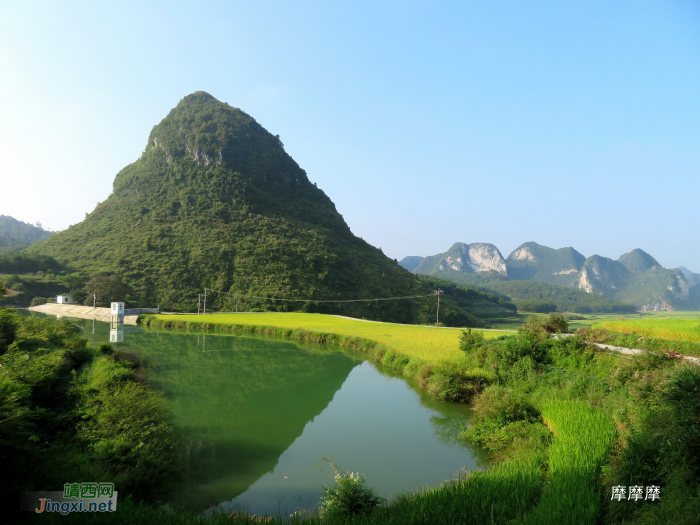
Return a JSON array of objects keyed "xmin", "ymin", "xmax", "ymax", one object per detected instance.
[{"xmin": 1, "ymin": 1, "xmax": 698, "ymax": 270}]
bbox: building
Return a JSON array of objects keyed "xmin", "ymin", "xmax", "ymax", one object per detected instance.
[{"xmin": 56, "ymin": 295, "xmax": 75, "ymax": 304}]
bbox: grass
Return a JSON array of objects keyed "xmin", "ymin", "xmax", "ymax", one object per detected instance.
[
  {"xmin": 520, "ymin": 400, "xmax": 616, "ymax": 525},
  {"xmin": 601, "ymin": 317, "xmax": 700, "ymax": 344},
  {"xmin": 151, "ymin": 312, "xmax": 514, "ymax": 365}
]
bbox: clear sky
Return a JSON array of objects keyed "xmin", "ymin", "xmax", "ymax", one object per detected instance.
[{"xmin": 1, "ymin": 1, "xmax": 698, "ymax": 271}]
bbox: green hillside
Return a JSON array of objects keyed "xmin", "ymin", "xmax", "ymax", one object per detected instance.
[
  {"xmin": 0, "ymin": 215, "xmax": 54, "ymax": 245},
  {"xmin": 0, "ymin": 234, "xmax": 27, "ymax": 255},
  {"xmin": 483, "ymin": 280, "xmax": 636, "ymax": 314},
  {"xmin": 398, "ymin": 255, "xmax": 423, "ymax": 272},
  {"xmin": 25, "ymin": 92, "xmax": 472, "ymax": 325},
  {"xmin": 618, "ymin": 248, "xmax": 660, "ymax": 274},
  {"xmin": 505, "ymin": 241, "xmax": 585, "ymax": 287}
]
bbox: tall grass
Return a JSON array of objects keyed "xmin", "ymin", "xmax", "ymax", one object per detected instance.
[
  {"xmin": 603, "ymin": 318, "xmax": 700, "ymax": 344},
  {"xmin": 278, "ymin": 454, "xmax": 543, "ymax": 525},
  {"xmin": 148, "ymin": 313, "xmax": 512, "ymax": 365},
  {"xmin": 520, "ymin": 400, "xmax": 616, "ymax": 525}
]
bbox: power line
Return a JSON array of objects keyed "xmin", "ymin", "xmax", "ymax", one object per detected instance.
[{"xmin": 203, "ymin": 287, "xmax": 437, "ymax": 304}]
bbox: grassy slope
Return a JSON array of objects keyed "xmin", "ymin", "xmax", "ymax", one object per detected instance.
[{"xmin": 153, "ymin": 313, "xmax": 513, "ymax": 365}]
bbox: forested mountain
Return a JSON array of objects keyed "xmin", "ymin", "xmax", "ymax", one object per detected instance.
[
  {"xmin": 25, "ymin": 92, "xmax": 481, "ymax": 324},
  {"xmin": 0, "ymin": 215, "xmax": 54, "ymax": 245},
  {"xmin": 0, "ymin": 234, "xmax": 28, "ymax": 255},
  {"xmin": 398, "ymin": 256, "xmax": 424, "ymax": 272},
  {"xmin": 505, "ymin": 242, "xmax": 586, "ymax": 287},
  {"xmin": 405, "ymin": 241, "xmax": 697, "ymax": 311},
  {"xmin": 484, "ymin": 280, "xmax": 635, "ymax": 314}
]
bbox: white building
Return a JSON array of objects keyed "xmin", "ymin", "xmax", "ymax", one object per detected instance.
[
  {"xmin": 56, "ymin": 295, "xmax": 75, "ymax": 304},
  {"xmin": 110, "ymin": 302, "xmax": 125, "ymax": 316}
]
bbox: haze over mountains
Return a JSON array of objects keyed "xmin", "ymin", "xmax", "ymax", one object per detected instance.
[{"xmin": 402, "ymin": 242, "xmax": 700, "ymax": 311}]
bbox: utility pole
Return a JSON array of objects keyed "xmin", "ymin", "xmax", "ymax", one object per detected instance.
[
  {"xmin": 93, "ymin": 294, "xmax": 96, "ymax": 311},
  {"xmin": 434, "ymin": 289, "xmax": 444, "ymax": 327},
  {"xmin": 235, "ymin": 297, "xmax": 239, "ymax": 313},
  {"xmin": 203, "ymin": 289, "xmax": 207, "ymax": 315}
]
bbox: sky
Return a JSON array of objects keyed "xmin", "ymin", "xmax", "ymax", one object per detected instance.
[{"xmin": 1, "ymin": 1, "xmax": 698, "ymax": 271}]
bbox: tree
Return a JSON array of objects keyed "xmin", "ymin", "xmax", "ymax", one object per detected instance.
[{"xmin": 83, "ymin": 275, "xmax": 132, "ymax": 307}]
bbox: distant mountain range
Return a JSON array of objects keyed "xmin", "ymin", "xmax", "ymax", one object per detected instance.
[
  {"xmin": 0, "ymin": 216, "xmax": 54, "ymax": 254},
  {"xmin": 401, "ymin": 242, "xmax": 699, "ymax": 311}
]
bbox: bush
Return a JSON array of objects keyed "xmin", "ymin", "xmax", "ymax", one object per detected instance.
[
  {"xmin": 459, "ymin": 329, "xmax": 485, "ymax": 352},
  {"xmin": 30, "ymin": 297, "xmax": 48, "ymax": 306},
  {"xmin": 520, "ymin": 313, "xmax": 569, "ymax": 338},
  {"xmin": 428, "ymin": 363, "xmax": 496, "ymax": 402},
  {"xmin": 319, "ymin": 460, "xmax": 384, "ymax": 518}
]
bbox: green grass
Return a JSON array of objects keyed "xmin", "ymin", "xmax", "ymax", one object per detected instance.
[
  {"xmin": 151, "ymin": 312, "xmax": 514, "ymax": 365},
  {"xmin": 520, "ymin": 400, "xmax": 616, "ymax": 525},
  {"xmin": 600, "ymin": 317, "xmax": 700, "ymax": 344}
]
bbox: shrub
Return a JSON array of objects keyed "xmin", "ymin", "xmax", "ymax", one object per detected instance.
[
  {"xmin": 319, "ymin": 460, "xmax": 384, "ymax": 518},
  {"xmin": 30, "ymin": 297, "xmax": 48, "ymax": 306},
  {"xmin": 520, "ymin": 313, "xmax": 569, "ymax": 338},
  {"xmin": 428, "ymin": 363, "xmax": 496, "ymax": 402},
  {"xmin": 459, "ymin": 329, "xmax": 485, "ymax": 352}
]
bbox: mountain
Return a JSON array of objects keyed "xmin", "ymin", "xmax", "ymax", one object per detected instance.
[
  {"xmin": 0, "ymin": 234, "xmax": 28, "ymax": 255},
  {"xmin": 408, "ymin": 241, "xmax": 696, "ymax": 311},
  {"xmin": 484, "ymin": 280, "xmax": 635, "ymax": 314},
  {"xmin": 0, "ymin": 215, "xmax": 54, "ymax": 245},
  {"xmin": 618, "ymin": 248, "xmax": 660, "ymax": 274},
  {"xmin": 505, "ymin": 242, "xmax": 586, "ymax": 287},
  {"xmin": 26, "ymin": 92, "xmax": 475, "ymax": 324},
  {"xmin": 413, "ymin": 242, "xmax": 507, "ymax": 276},
  {"xmin": 398, "ymin": 256, "xmax": 424, "ymax": 272},
  {"xmin": 679, "ymin": 266, "xmax": 700, "ymax": 288}
]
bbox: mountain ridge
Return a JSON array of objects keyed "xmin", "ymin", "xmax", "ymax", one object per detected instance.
[{"xmin": 401, "ymin": 241, "xmax": 697, "ymax": 311}]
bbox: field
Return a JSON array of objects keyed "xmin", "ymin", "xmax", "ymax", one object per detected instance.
[
  {"xmin": 486, "ymin": 310, "xmax": 700, "ymax": 332},
  {"xmin": 153, "ymin": 312, "xmax": 514, "ymax": 365},
  {"xmin": 601, "ymin": 316, "xmax": 700, "ymax": 344}
]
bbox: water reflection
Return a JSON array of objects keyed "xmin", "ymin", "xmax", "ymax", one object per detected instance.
[{"xmin": 24, "ymin": 312, "xmax": 487, "ymax": 516}]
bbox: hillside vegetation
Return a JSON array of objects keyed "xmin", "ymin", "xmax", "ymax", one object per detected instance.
[
  {"xmin": 25, "ymin": 92, "xmax": 480, "ymax": 325},
  {"xmin": 0, "ymin": 215, "xmax": 54, "ymax": 245},
  {"xmin": 484, "ymin": 280, "xmax": 636, "ymax": 314}
]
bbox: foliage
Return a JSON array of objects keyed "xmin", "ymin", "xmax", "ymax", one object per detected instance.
[
  {"xmin": 83, "ymin": 274, "xmax": 134, "ymax": 307},
  {"xmin": 516, "ymin": 298, "xmax": 557, "ymax": 313},
  {"xmin": 0, "ymin": 310, "xmax": 178, "ymax": 522},
  {"xmin": 0, "ymin": 214, "xmax": 54, "ymax": 245},
  {"xmin": 319, "ymin": 459, "xmax": 384, "ymax": 518},
  {"xmin": 577, "ymin": 326, "xmax": 700, "ymax": 357},
  {"xmin": 458, "ymin": 329, "xmax": 485, "ymax": 352},
  {"xmin": 0, "ymin": 252, "xmax": 61, "ymax": 273},
  {"xmin": 484, "ymin": 280, "xmax": 636, "ymax": 314},
  {"xmin": 0, "ymin": 234, "xmax": 28, "ymax": 254},
  {"xmin": 520, "ymin": 313, "xmax": 569, "ymax": 338}
]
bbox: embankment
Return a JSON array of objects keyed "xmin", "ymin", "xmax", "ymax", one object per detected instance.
[{"xmin": 28, "ymin": 303, "xmax": 140, "ymax": 324}]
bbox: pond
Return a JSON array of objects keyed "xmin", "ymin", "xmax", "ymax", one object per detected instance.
[{"xmin": 29, "ymin": 313, "xmax": 488, "ymax": 517}]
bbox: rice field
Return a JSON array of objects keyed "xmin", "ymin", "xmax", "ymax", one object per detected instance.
[
  {"xmin": 602, "ymin": 317, "xmax": 700, "ymax": 344},
  {"xmin": 152, "ymin": 313, "xmax": 514, "ymax": 365}
]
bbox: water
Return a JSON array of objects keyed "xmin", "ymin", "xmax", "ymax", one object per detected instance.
[{"xmin": 28, "ymin": 313, "xmax": 488, "ymax": 516}]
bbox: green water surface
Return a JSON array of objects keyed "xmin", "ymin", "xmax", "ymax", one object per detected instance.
[{"xmin": 33, "ymin": 314, "xmax": 488, "ymax": 516}]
